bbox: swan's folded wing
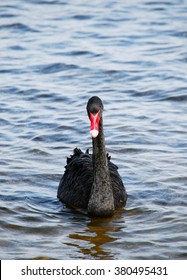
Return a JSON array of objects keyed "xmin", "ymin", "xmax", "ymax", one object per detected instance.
[
  {"xmin": 57, "ymin": 149, "xmax": 93, "ymax": 209},
  {"xmin": 109, "ymin": 160, "xmax": 128, "ymax": 208}
]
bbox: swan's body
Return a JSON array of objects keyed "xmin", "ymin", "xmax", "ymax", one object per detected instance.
[{"xmin": 57, "ymin": 96, "xmax": 127, "ymax": 217}]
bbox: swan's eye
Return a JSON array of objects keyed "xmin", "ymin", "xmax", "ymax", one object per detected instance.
[{"xmin": 89, "ymin": 110, "xmax": 100, "ymax": 138}]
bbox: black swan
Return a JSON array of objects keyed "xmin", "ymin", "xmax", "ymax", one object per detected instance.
[{"xmin": 57, "ymin": 96, "xmax": 127, "ymax": 217}]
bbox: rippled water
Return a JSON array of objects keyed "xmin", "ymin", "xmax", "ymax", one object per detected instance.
[{"xmin": 0, "ymin": 0, "xmax": 187, "ymax": 260}]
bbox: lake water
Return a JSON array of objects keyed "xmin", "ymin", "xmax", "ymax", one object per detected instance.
[{"xmin": 0, "ymin": 0, "xmax": 187, "ymax": 260}]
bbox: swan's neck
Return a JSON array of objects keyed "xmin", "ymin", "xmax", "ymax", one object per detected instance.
[
  {"xmin": 88, "ymin": 117, "xmax": 114, "ymax": 217},
  {"xmin": 93, "ymin": 118, "xmax": 107, "ymax": 168}
]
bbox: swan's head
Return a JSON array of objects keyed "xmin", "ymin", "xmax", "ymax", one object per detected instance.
[{"xmin": 87, "ymin": 96, "xmax": 103, "ymax": 138}]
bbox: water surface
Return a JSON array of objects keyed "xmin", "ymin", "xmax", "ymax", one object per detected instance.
[{"xmin": 0, "ymin": 0, "xmax": 187, "ymax": 259}]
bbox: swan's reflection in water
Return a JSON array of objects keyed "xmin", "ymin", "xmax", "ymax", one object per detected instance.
[{"xmin": 67, "ymin": 212, "xmax": 125, "ymax": 259}]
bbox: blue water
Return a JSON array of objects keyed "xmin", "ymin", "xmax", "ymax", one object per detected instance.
[{"xmin": 0, "ymin": 0, "xmax": 187, "ymax": 259}]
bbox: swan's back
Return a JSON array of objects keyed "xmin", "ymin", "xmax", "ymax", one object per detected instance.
[{"xmin": 57, "ymin": 148, "xmax": 127, "ymax": 209}]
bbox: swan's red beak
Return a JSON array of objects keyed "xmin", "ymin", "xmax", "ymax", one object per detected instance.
[{"xmin": 89, "ymin": 111, "xmax": 100, "ymax": 138}]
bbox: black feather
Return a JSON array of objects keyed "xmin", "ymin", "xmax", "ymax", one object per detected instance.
[{"xmin": 58, "ymin": 148, "xmax": 127, "ymax": 209}]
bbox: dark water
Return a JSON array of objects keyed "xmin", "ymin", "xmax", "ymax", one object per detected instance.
[{"xmin": 0, "ymin": 0, "xmax": 187, "ymax": 260}]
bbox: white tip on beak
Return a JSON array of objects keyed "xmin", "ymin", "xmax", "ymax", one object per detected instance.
[{"xmin": 90, "ymin": 129, "xmax": 99, "ymax": 138}]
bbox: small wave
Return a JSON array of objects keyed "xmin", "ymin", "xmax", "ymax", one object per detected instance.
[
  {"xmin": 160, "ymin": 94, "xmax": 187, "ymax": 102},
  {"xmin": 37, "ymin": 63, "xmax": 79, "ymax": 74},
  {"xmin": 73, "ymin": 14, "xmax": 93, "ymax": 20},
  {"xmin": 27, "ymin": 147, "xmax": 50, "ymax": 156},
  {"xmin": 63, "ymin": 50, "xmax": 98, "ymax": 58},
  {"xmin": 171, "ymin": 30, "xmax": 187, "ymax": 39},
  {"xmin": 0, "ymin": 23, "xmax": 39, "ymax": 33},
  {"xmin": 30, "ymin": 0, "xmax": 63, "ymax": 5},
  {"xmin": 0, "ymin": 13, "xmax": 17, "ymax": 18}
]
